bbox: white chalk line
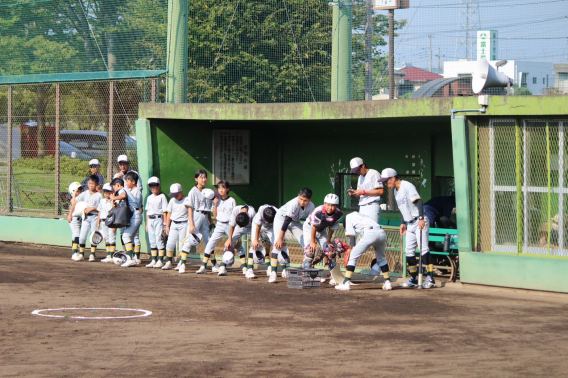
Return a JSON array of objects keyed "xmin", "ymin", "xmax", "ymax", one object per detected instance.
[{"xmin": 31, "ymin": 308, "xmax": 152, "ymax": 320}]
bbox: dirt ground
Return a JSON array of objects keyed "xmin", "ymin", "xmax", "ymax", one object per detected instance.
[{"xmin": 1, "ymin": 242, "xmax": 568, "ymax": 378}]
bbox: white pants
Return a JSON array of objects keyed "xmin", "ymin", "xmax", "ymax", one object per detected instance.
[
  {"xmin": 70, "ymin": 217, "xmax": 81, "ymax": 239},
  {"xmin": 182, "ymin": 211, "xmax": 210, "ymax": 252},
  {"xmin": 302, "ymin": 222, "xmax": 330, "ymax": 251},
  {"xmin": 166, "ymin": 221, "xmax": 188, "ymax": 252},
  {"xmin": 273, "ymin": 215, "xmax": 305, "ymax": 251},
  {"xmin": 122, "ymin": 210, "xmax": 142, "ymax": 246},
  {"xmin": 359, "ymin": 201, "xmax": 380, "ymax": 224},
  {"xmin": 231, "ymin": 225, "xmax": 251, "ymax": 257},
  {"xmin": 405, "ymin": 218, "xmax": 430, "ymax": 257},
  {"xmin": 99, "ymin": 222, "xmax": 116, "ymax": 245},
  {"xmin": 147, "ymin": 217, "xmax": 165, "ymax": 250},
  {"xmin": 79, "ymin": 213, "xmax": 99, "ymax": 245},
  {"xmin": 204, "ymin": 222, "xmax": 230, "ymax": 256},
  {"xmin": 348, "ymin": 227, "xmax": 387, "ymax": 267}
]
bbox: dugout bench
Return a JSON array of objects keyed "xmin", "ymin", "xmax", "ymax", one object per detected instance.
[{"xmin": 413, "ymin": 227, "xmax": 459, "ymax": 282}]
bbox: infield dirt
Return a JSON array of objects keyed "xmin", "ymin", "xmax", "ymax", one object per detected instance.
[{"xmin": 1, "ymin": 242, "xmax": 568, "ymax": 377}]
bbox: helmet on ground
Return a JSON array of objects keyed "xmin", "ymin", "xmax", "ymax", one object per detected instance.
[
  {"xmin": 68, "ymin": 182, "xmax": 81, "ymax": 196},
  {"xmin": 223, "ymin": 249, "xmax": 235, "ymax": 266},
  {"xmin": 277, "ymin": 247, "xmax": 290, "ymax": 265},
  {"xmin": 113, "ymin": 251, "xmax": 130, "ymax": 266},
  {"xmin": 90, "ymin": 230, "xmax": 103, "ymax": 246},
  {"xmin": 324, "ymin": 193, "xmax": 339, "ymax": 205}
]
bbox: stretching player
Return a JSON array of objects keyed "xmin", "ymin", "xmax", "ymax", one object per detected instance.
[
  {"xmin": 379, "ymin": 168, "xmax": 435, "ymax": 289},
  {"xmin": 335, "ymin": 211, "xmax": 391, "ymax": 291},
  {"xmin": 145, "ymin": 177, "xmax": 168, "ymax": 268},
  {"xmin": 98, "ymin": 183, "xmax": 116, "ymax": 262},
  {"xmin": 348, "ymin": 157, "xmax": 384, "ymax": 223},
  {"xmin": 74, "ymin": 175, "xmax": 102, "ymax": 262},
  {"xmin": 302, "ymin": 194, "xmax": 343, "ymax": 269},
  {"xmin": 197, "ymin": 180, "xmax": 235, "ymax": 274},
  {"xmin": 270, "ymin": 188, "xmax": 315, "ymax": 283},
  {"xmin": 161, "ymin": 183, "xmax": 187, "ymax": 270},
  {"xmin": 67, "ymin": 182, "xmax": 84, "ymax": 260},
  {"xmin": 245, "ymin": 205, "xmax": 277, "ymax": 279},
  {"xmin": 220, "ymin": 204, "xmax": 256, "ymax": 276}
]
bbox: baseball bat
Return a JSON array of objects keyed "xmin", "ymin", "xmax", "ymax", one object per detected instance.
[{"xmin": 417, "ymin": 227, "xmax": 423, "ymax": 289}]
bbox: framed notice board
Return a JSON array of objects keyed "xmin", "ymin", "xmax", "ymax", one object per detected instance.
[{"xmin": 212, "ymin": 129, "xmax": 250, "ymax": 184}]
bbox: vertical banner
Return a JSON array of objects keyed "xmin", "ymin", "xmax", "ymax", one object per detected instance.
[
  {"xmin": 477, "ymin": 30, "xmax": 498, "ymax": 61},
  {"xmin": 212, "ymin": 130, "xmax": 250, "ymax": 184}
]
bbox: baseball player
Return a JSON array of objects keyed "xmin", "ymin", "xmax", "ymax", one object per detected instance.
[
  {"xmin": 97, "ymin": 183, "xmax": 117, "ymax": 262},
  {"xmin": 218, "ymin": 204, "xmax": 256, "ymax": 276},
  {"xmin": 246, "ymin": 204, "xmax": 278, "ymax": 279},
  {"xmin": 67, "ymin": 182, "xmax": 84, "ymax": 260},
  {"xmin": 161, "ymin": 183, "xmax": 187, "ymax": 270},
  {"xmin": 335, "ymin": 211, "xmax": 391, "ymax": 291},
  {"xmin": 270, "ymin": 187, "xmax": 315, "ymax": 283},
  {"xmin": 302, "ymin": 194, "xmax": 344, "ymax": 269},
  {"xmin": 81, "ymin": 159, "xmax": 104, "ymax": 188},
  {"xmin": 72, "ymin": 175, "xmax": 103, "ymax": 262},
  {"xmin": 197, "ymin": 180, "xmax": 235, "ymax": 275},
  {"xmin": 145, "ymin": 177, "xmax": 168, "ymax": 268},
  {"xmin": 379, "ymin": 168, "xmax": 435, "ymax": 289},
  {"xmin": 348, "ymin": 157, "xmax": 384, "ymax": 223},
  {"xmin": 110, "ymin": 172, "xmax": 143, "ymax": 267},
  {"xmin": 177, "ymin": 169, "xmax": 214, "ymax": 274}
]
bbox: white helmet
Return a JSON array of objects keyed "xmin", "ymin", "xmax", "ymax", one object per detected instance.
[
  {"xmin": 251, "ymin": 247, "xmax": 266, "ymax": 264},
  {"xmin": 113, "ymin": 251, "xmax": 130, "ymax": 266},
  {"xmin": 202, "ymin": 188, "xmax": 215, "ymax": 200},
  {"xmin": 68, "ymin": 182, "xmax": 81, "ymax": 196},
  {"xmin": 184, "ymin": 233, "xmax": 201, "ymax": 248},
  {"xmin": 223, "ymin": 249, "xmax": 235, "ymax": 266},
  {"xmin": 90, "ymin": 230, "xmax": 103, "ymax": 246},
  {"xmin": 277, "ymin": 247, "xmax": 291, "ymax": 265},
  {"xmin": 324, "ymin": 193, "xmax": 339, "ymax": 205},
  {"xmin": 73, "ymin": 201, "xmax": 88, "ymax": 218}
]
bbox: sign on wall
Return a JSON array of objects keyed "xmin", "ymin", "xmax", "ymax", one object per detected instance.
[
  {"xmin": 373, "ymin": 0, "xmax": 409, "ymax": 10},
  {"xmin": 477, "ymin": 30, "xmax": 498, "ymax": 61},
  {"xmin": 212, "ymin": 130, "xmax": 250, "ymax": 184}
]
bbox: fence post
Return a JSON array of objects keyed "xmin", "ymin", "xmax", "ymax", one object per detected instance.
[
  {"xmin": 55, "ymin": 83, "xmax": 61, "ymax": 215},
  {"xmin": 7, "ymin": 86, "xmax": 12, "ymax": 212},
  {"xmin": 107, "ymin": 81, "xmax": 114, "ymax": 181},
  {"xmin": 151, "ymin": 79, "xmax": 157, "ymax": 103}
]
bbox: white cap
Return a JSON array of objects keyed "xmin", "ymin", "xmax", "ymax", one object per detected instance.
[
  {"xmin": 378, "ymin": 168, "xmax": 398, "ymax": 182},
  {"xmin": 117, "ymin": 154, "xmax": 129, "ymax": 163},
  {"xmin": 202, "ymin": 188, "xmax": 215, "ymax": 200},
  {"xmin": 89, "ymin": 159, "xmax": 100, "ymax": 166},
  {"xmin": 148, "ymin": 176, "xmax": 160, "ymax": 186},
  {"xmin": 102, "ymin": 183, "xmax": 113, "ymax": 192},
  {"xmin": 169, "ymin": 183, "xmax": 183, "ymax": 196},
  {"xmin": 350, "ymin": 157, "xmax": 364, "ymax": 173}
]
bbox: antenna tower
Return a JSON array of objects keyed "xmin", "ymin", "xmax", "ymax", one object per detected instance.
[{"xmin": 456, "ymin": 0, "xmax": 480, "ymax": 60}]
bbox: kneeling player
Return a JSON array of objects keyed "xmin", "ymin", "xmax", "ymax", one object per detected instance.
[
  {"xmin": 335, "ymin": 211, "xmax": 391, "ymax": 291},
  {"xmin": 246, "ymin": 205, "xmax": 278, "ymax": 279},
  {"xmin": 219, "ymin": 205, "xmax": 256, "ymax": 276}
]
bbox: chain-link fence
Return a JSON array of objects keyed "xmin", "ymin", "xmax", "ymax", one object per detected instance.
[
  {"xmin": 477, "ymin": 118, "xmax": 567, "ymax": 257},
  {"xmin": 0, "ymin": 78, "xmax": 160, "ymax": 217}
]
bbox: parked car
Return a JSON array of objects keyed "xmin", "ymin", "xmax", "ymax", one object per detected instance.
[
  {"xmin": 60, "ymin": 130, "xmax": 136, "ymax": 158},
  {"xmin": 60, "ymin": 141, "xmax": 92, "ymax": 160}
]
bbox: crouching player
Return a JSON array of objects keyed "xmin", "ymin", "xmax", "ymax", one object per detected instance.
[
  {"xmin": 335, "ymin": 211, "xmax": 391, "ymax": 291},
  {"xmin": 145, "ymin": 177, "xmax": 168, "ymax": 268},
  {"xmin": 98, "ymin": 183, "xmax": 117, "ymax": 262},
  {"xmin": 246, "ymin": 205, "xmax": 278, "ymax": 279},
  {"xmin": 219, "ymin": 205, "xmax": 256, "ymax": 276}
]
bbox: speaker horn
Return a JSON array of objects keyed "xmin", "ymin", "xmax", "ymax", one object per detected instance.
[{"xmin": 472, "ymin": 57, "xmax": 513, "ymax": 94}]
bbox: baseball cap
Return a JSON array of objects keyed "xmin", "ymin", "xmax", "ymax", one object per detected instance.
[
  {"xmin": 117, "ymin": 154, "xmax": 129, "ymax": 163},
  {"xmin": 148, "ymin": 176, "xmax": 160, "ymax": 186},
  {"xmin": 169, "ymin": 183, "xmax": 183, "ymax": 196},
  {"xmin": 378, "ymin": 168, "xmax": 398, "ymax": 182},
  {"xmin": 350, "ymin": 157, "xmax": 364, "ymax": 173},
  {"xmin": 89, "ymin": 159, "xmax": 100, "ymax": 166},
  {"xmin": 102, "ymin": 183, "xmax": 113, "ymax": 192}
]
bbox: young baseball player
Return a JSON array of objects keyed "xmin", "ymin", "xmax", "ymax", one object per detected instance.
[
  {"xmin": 177, "ymin": 169, "xmax": 213, "ymax": 274},
  {"xmin": 145, "ymin": 177, "xmax": 168, "ymax": 268},
  {"xmin": 67, "ymin": 182, "xmax": 84, "ymax": 260},
  {"xmin": 270, "ymin": 187, "xmax": 315, "ymax": 283},
  {"xmin": 73, "ymin": 175, "xmax": 103, "ymax": 261},
  {"xmin": 161, "ymin": 183, "xmax": 187, "ymax": 270},
  {"xmin": 98, "ymin": 183, "xmax": 117, "ymax": 262},
  {"xmin": 335, "ymin": 211, "xmax": 391, "ymax": 291},
  {"xmin": 110, "ymin": 173, "xmax": 143, "ymax": 267},
  {"xmin": 379, "ymin": 168, "xmax": 435, "ymax": 289},
  {"xmin": 348, "ymin": 157, "xmax": 384, "ymax": 223},
  {"xmin": 81, "ymin": 159, "xmax": 104, "ymax": 188},
  {"xmin": 218, "ymin": 204, "xmax": 256, "ymax": 276},
  {"xmin": 302, "ymin": 194, "xmax": 344, "ymax": 269},
  {"xmin": 246, "ymin": 204, "xmax": 278, "ymax": 279},
  {"xmin": 197, "ymin": 180, "xmax": 235, "ymax": 274}
]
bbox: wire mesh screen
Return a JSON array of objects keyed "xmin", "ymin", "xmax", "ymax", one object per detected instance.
[{"xmin": 477, "ymin": 118, "xmax": 567, "ymax": 257}]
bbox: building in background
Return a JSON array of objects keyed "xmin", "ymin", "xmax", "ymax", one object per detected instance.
[
  {"xmin": 553, "ymin": 64, "xmax": 568, "ymax": 94},
  {"xmin": 397, "ymin": 65, "xmax": 443, "ymax": 97}
]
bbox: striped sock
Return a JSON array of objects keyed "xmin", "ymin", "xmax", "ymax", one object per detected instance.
[
  {"xmin": 166, "ymin": 250, "xmax": 174, "ymax": 262},
  {"xmin": 247, "ymin": 253, "xmax": 254, "ymax": 269},
  {"xmin": 79, "ymin": 245, "xmax": 85, "ymax": 255},
  {"xmin": 158, "ymin": 250, "xmax": 165, "ymax": 261},
  {"xmin": 270, "ymin": 256, "xmax": 278, "ymax": 273},
  {"xmin": 240, "ymin": 256, "xmax": 246, "ymax": 266},
  {"xmin": 151, "ymin": 249, "xmax": 158, "ymax": 261},
  {"xmin": 344, "ymin": 267, "xmax": 355, "ymax": 283},
  {"xmin": 180, "ymin": 251, "xmax": 188, "ymax": 264},
  {"xmin": 202, "ymin": 254, "xmax": 210, "ymax": 267},
  {"xmin": 134, "ymin": 245, "xmax": 141, "ymax": 254},
  {"xmin": 90, "ymin": 246, "xmax": 96, "ymax": 254},
  {"xmin": 125, "ymin": 243, "xmax": 133, "ymax": 258}
]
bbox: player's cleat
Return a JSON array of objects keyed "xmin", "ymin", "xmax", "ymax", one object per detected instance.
[
  {"xmin": 266, "ymin": 266, "xmax": 272, "ymax": 276},
  {"xmin": 74, "ymin": 254, "xmax": 84, "ymax": 262},
  {"xmin": 71, "ymin": 253, "xmax": 79, "ymax": 260},
  {"xmin": 174, "ymin": 261, "xmax": 182, "ymax": 271},
  {"xmin": 245, "ymin": 269, "xmax": 255, "ymax": 279},
  {"xmin": 242, "ymin": 266, "xmax": 248, "ymax": 275},
  {"xmin": 146, "ymin": 260, "xmax": 156, "ymax": 268},
  {"xmin": 217, "ymin": 266, "xmax": 227, "ymax": 276},
  {"xmin": 399, "ymin": 277, "xmax": 419, "ymax": 289},
  {"xmin": 422, "ymin": 276, "xmax": 436, "ymax": 289},
  {"xmin": 121, "ymin": 259, "xmax": 136, "ymax": 268},
  {"xmin": 161, "ymin": 261, "xmax": 172, "ymax": 270},
  {"xmin": 101, "ymin": 256, "xmax": 113, "ymax": 263},
  {"xmin": 179, "ymin": 264, "xmax": 186, "ymax": 274},
  {"xmin": 134, "ymin": 257, "xmax": 141, "ymax": 265},
  {"xmin": 212, "ymin": 264, "xmax": 220, "ymax": 273},
  {"xmin": 268, "ymin": 271, "xmax": 277, "ymax": 283},
  {"xmin": 88, "ymin": 254, "xmax": 96, "ymax": 262},
  {"xmin": 382, "ymin": 280, "xmax": 392, "ymax": 291},
  {"xmin": 329, "ymin": 277, "xmax": 338, "ymax": 286},
  {"xmin": 335, "ymin": 281, "xmax": 351, "ymax": 291},
  {"xmin": 196, "ymin": 266, "xmax": 207, "ymax": 274},
  {"xmin": 153, "ymin": 260, "xmax": 164, "ymax": 269},
  {"xmin": 281, "ymin": 268, "xmax": 288, "ymax": 278}
]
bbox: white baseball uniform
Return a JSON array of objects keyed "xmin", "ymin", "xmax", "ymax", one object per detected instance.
[
  {"xmin": 77, "ymin": 190, "xmax": 103, "ymax": 246},
  {"xmin": 357, "ymin": 168, "xmax": 383, "ymax": 223},
  {"xmin": 113, "ymin": 169, "xmax": 143, "ymax": 191},
  {"xmin": 273, "ymin": 197, "xmax": 315, "ymax": 250},
  {"xmin": 181, "ymin": 187, "xmax": 211, "ymax": 252},
  {"xmin": 145, "ymin": 193, "xmax": 168, "ymax": 250},
  {"xmin": 344, "ymin": 212, "xmax": 387, "ymax": 267},
  {"xmin": 395, "ymin": 180, "xmax": 429, "ymax": 257},
  {"xmin": 69, "ymin": 201, "xmax": 81, "ymax": 242},
  {"xmin": 251, "ymin": 204, "xmax": 278, "ymax": 247},
  {"xmin": 116, "ymin": 187, "xmax": 143, "ymax": 246},
  {"xmin": 97, "ymin": 197, "xmax": 116, "ymax": 245},
  {"xmin": 228, "ymin": 205, "xmax": 256, "ymax": 258},
  {"xmin": 302, "ymin": 205, "xmax": 343, "ymax": 251},
  {"xmin": 203, "ymin": 196, "xmax": 236, "ymax": 257},
  {"xmin": 165, "ymin": 196, "xmax": 188, "ymax": 253}
]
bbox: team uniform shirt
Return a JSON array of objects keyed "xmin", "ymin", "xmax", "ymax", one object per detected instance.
[
  {"xmin": 97, "ymin": 198, "xmax": 114, "ymax": 220},
  {"xmin": 215, "ymin": 197, "xmax": 236, "ymax": 223},
  {"xmin": 166, "ymin": 197, "xmax": 188, "ymax": 222},
  {"xmin": 184, "ymin": 187, "xmax": 211, "ymax": 212},
  {"xmin": 229, "ymin": 205, "xmax": 256, "ymax": 228},
  {"xmin": 253, "ymin": 204, "xmax": 278, "ymax": 228},
  {"xmin": 357, "ymin": 168, "xmax": 383, "ymax": 206},
  {"xmin": 395, "ymin": 180, "xmax": 421, "ymax": 222},
  {"xmin": 145, "ymin": 193, "xmax": 168, "ymax": 217},
  {"xmin": 345, "ymin": 212, "xmax": 380, "ymax": 237},
  {"xmin": 81, "ymin": 174, "xmax": 104, "ymax": 189},
  {"xmin": 113, "ymin": 169, "xmax": 143, "ymax": 191},
  {"xmin": 124, "ymin": 187, "xmax": 143, "ymax": 210},
  {"xmin": 306, "ymin": 205, "xmax": 344, "ymax": 232},
  {"xmin": 76, "ymin": 191, "xmax": 102, "ymax": 214},
  {"xmin": 276, "ymin": 198, "xmax": 315, "ymax": 222}
]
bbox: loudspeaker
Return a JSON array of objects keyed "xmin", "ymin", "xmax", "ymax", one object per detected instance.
[{"xmin": 472, "ymin": 57, "xmax": 513, "ymax": 94}]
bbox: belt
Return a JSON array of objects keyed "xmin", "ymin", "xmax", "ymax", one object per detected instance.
[
  {"xmin": 148, "ymin": 215, "xmax": 163, "ymax": 219},
  {"xmin": 217, "ymin": 220, "xmax": 229, "ymax": 224},
  {"xmin": 101, "ymin": 218, "xmax": 106, "ymax": 221},
  {"xmin": 196, "ymin": 210, "xmax": 209, "ymax": 214},
  {"xmin": 407, "ymin": 217, "xmax": 419, "ymax": 224},
  {"xmin": 172, "ymin": 220, "xmax": 188, "ymax": 224}
]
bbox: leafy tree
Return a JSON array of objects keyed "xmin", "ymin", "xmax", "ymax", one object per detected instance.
[{"xmin": 513, "ymin": 84, "xmax": 532, "ymax": 96}]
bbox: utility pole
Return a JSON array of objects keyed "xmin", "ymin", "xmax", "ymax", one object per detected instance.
[
  {"xmin": 388, "ymin": 9, "xmax": 394, "ymax": 99},
  {"xmin": 428, "ymin": 34, "xmax": 434, "ymax": 73},
  {"xmin": 435, "ymin": 48, "xmax": 445, "ymax": 74}
]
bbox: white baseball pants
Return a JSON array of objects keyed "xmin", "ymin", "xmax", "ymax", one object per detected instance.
[
  {"xmin": 405, "ymin": 218, "xmax": 430, "ymax": 257},
  {"xmin": 347, "ymin": 227, "xmax": 387, "ymax": 267}
]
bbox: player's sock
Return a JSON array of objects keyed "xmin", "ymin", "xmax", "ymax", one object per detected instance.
[
  {"xmin": 134, "ymin": 245, "xmax": 141, "ymax": 255},
  {"xmin": 79, "ymin": 245, "xmax": 85, "ymax": 255},
  {"xmin": 125, "ymin": 243, "xmax": 133, "ymax": 258},
  {"xmin": 72, "ymin": 239, "xmax": 78, "ymax": 254},
  {"xmin": 109, "ymin": 244, "xmax": 116, "ymax": 255},
  {"xmin": 166, "ymin": 250, "xmax": 174, "ymax": 262},
  {"xmin": 202, "ymin": 253, "xmax": 210, "ymax": 267},
  {"xmin": 210, "ymin": 257, "xmax": 217, "ymax": 266},
  {"xmin": 270, "ymin": 255, "xmax": 278, "ymax": 273},
  {"xmin": 158, "ymin": 250, "xmax": 165, "ymax": 262},
  {"xmin": 343, "ymin": 266, "xmax": 355, "ymax": 283},
  {"xmin": 247, "ymin": 253, "xmax": 254, "ymax": 270},
  {"xmin": 407, "ymin": 255, "xmax": 418, "ymax": 280},
  {"xmin": 380, "ymin": 263, "xmax": 391, "ymax": 281},
  {"xmin": 180, "ymin": 251, "xmax": 188, "ymax": 265},
  {"xmin": 280, "ymin": 263, "xmax": 287, "ymax": 271},
  {"xmin": 90, "ymin": 246, "xmax": 96, "ymax": 255},
  {"xmin": 150, "ymin": 249, "xmax": 158, "ymax": 262},
  {"xmin": 239, "ymin": 255, "xmax": 246, "ymax": 266},
  {"xmin": 424, "ymin": 252, "xmax": 434, "ymax": 279}
]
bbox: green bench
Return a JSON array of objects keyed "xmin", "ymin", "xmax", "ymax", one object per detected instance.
[{"xmin": 425, "ymin": 227, "xmax": 459, "ymax": 282}]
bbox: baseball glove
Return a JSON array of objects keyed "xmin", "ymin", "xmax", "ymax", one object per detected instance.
[
  {"xmin": 161, "ymin": 227, "xmax": 168, "ymax": 246},
  {"xmin": 312, "ymin": 247, "xmax": 325, "ymax": 266}
]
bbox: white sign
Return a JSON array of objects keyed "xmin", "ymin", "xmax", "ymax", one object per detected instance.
[
  {"xmin": 373, "ymin": 0, "xmax": 409, "ymax": 10},
  {"xmin": 477, "ymin": 30, "xmax": 498, "ymax": 61},
  {"xmin": 212, "ymin": 130, "xmax": 250, "ymax": 185}
]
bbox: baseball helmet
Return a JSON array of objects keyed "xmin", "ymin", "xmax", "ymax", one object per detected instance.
[
  {"xmin": 251, "ymin": 246, "xmax": 266, "ymax": 264},
  {"xmin": 202, "ymin": 188, "xmax": 215, "ymax": 200},
  {"xmin": 369, "ymin": 258, "xmax": 381, "ymax": 276},
  {"xmin": 90, "ymin": 230, "xmax": 104, "ymax": 246},
  {"xmin": 324, "ymin": 193, "xmax": 340, "ymax": 205},
  {"xmin": 113, "ymin": 251, "xmax": 130, "ymax": 266},
  {"xmin": 73, "ymin": 201, "xmax": 88, "ymax": 218},
  {"xmin": 68, "ymin": 182, "xmax": 81, "ymax": 196},
  {"xmin": 223, "ymin": 249, "xmax": 235, "ymax": 266},
  {"xmin": 277, "ymin": 247, "xmax": 291, "ymax": 265},
  {"xmin": 184, "ymin": 233, "xmax": 201, "ymax": 248}
]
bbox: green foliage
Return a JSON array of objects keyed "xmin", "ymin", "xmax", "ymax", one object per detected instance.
[
  {"xmin": 13, "ymin": 156, "xmax": 108, "ymax": 177},
  {"xmin": 399, "ymin": 92, "xmax": 413, "ymax": 99},
  {"xmin": 513, "ymin": 85, "xmax": 533, "ymax": 96}
]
